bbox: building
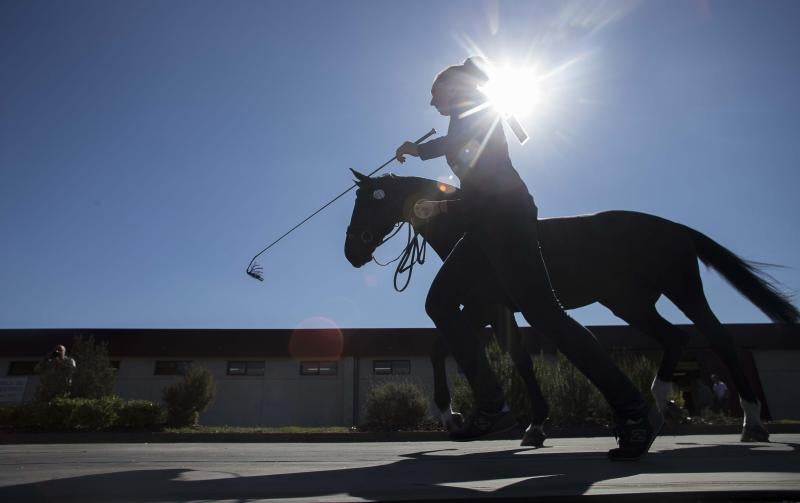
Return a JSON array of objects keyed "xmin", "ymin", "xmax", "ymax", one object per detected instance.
[{"xmin": 1, "ymin": 324, "xmax": 798, "ymax": 425}]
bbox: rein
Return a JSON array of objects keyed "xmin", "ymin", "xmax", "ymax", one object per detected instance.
[{"xmin": 371, "ymin": 222, "xmax": 427, "ymax": 292}]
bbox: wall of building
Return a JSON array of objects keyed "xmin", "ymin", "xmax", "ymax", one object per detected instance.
[
  {"xmin": 5, "ymin": 346, "xmax": 798, "ymax": 426},
  {"xmin": 0, "ymin": 355, "xmax": 460, "ymax": 427},
  {"xmin": 752, "ymin": 350, "xmax": 800, "ymax": 420}
]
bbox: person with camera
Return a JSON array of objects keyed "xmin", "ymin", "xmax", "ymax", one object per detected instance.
[{"xmin": 35, "ymin": 344, "xmax": 77, "ymax": 402}]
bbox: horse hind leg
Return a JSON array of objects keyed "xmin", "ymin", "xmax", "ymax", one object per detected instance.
[
  {"xmin": 511, "ymin": 331, "xmax": 550, "ymax": 447},
  {"xmin": 665, "ymin": 264, "xmax": 769, "ymax": 442},
  {"xmin": 605, "ymin": 299, "xmax": 688, "ymax": 418}
]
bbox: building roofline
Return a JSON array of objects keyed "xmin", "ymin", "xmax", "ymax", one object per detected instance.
[{"xmin": 0, "ymin": 324, "xmax": 797, "ymax": 359}]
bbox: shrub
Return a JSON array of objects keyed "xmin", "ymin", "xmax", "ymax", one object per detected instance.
[
  {"xmin": 116, "ymin": 400, "xmax": 164, "ymax": 429},
  {"xmin": 451, "ymin": 340, "xmax": 660, "ymax": 427},
  {"xmin": 528, "ymin": 349, "xmax": 658, "ymax": 425},
  {"xmin": 1, "ymin": 398, "xmax": 163, "ymax": 431},
  {"xmin": 70, "ymin": 335, "xmax": 116, "ymax": 399},
  {"xmin": 450, "ymin": 375, "xmax": 475, "ymax": 418},
  {"xmin": 0, "ymin": 406, "xmax": 14, "ymax": 428},
  {"xmin": 7, "ymin": 402, "xmax": 44, "ymax": 430},
  {"xmin": 35, "ymin": 362, "xmax": 74, "ymax": 403},
  {"xmin": 70, "ymin": 396, "xmax": 122, "ymax": 430},
  {"xmin": 364, "ymin": 381, "xmax": 428, "ymax": 431},
  {"xmin": 162, "ymin": 367, "xmax": 216, "ymax": 427}
]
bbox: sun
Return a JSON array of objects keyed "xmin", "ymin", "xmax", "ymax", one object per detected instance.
[{"xmin": 478, "ymin": 64, "xmax": 542, "ymax": 120}]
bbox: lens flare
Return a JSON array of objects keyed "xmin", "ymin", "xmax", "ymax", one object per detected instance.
[{"xmin": 289, "ymin": 316, "xmax": 344, "ymax": 360}]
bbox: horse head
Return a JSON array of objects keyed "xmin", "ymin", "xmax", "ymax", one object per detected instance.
[
  {"xmin": 344, "ymin": 170, "xmax": 406, "ymax": 267},
  {"xmin": 344, "ymin": 170, "xmax": 452, "ymax": 268}
]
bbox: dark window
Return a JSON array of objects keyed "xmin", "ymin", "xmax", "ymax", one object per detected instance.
[
  {"xmin": 318, "ymin": 361, "xmax": 337, "ymax": 376},
  {"xmin": 373, "ymin": 360, "xmax": 392, "ymax": 375},
  {"xmin": 393, "ymin": 360, "xmax": 411, "ymax": 375},
  {"xmin": 7, "ymin": 361, "xmax": 37, "ymax": 376},
  {"xmin": 373, "ymin": 360, "xmax": 411, "ymax": 375},
  {"xmin": 154, "ymin": 361, "xmax": 191, "ymax": 376},
  {"xmin": 300, "ymin": 361, "xmax": 338, "ymax": 376},
  {"xmin": 227, "ymin": 361, "xmax": 265, "ymax": 376},
  {"xmin": 110, "ymin": 361, "xmax": 120, "ymax": 374}
]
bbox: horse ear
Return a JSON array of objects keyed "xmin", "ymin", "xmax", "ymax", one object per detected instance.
[{"xmin": 350, "ymin": 168, "xmax": 369, "ymax": 184}]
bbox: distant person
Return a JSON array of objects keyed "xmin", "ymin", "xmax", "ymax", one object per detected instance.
[
  {"xmin": 395, "ymin": 56, "xmax": 662, "ymax": 460},
  {"xmin": 711, "ymin": 374, "xmax": 729, "ymax": 414},
  {"xmin": 692, "ymin": 377, "xmax": 714, "ymax": 416},
  {"xmin": 35, "ymin": 344, "xmax": 76, "ymax": 402}
]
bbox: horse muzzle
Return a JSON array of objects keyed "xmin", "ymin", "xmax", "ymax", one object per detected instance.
[{"xmin": 344, "ymin": 232, "xmax": 376, "ymax": 268}]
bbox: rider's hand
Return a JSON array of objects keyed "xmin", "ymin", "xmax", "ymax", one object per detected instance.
[
  {"xmin": 413, "ymin": 200, "xmax": 446, "ymax": 219},
  {"xmin": 395, "ymin": 141, "xmax": 419, "ymax": 164}
]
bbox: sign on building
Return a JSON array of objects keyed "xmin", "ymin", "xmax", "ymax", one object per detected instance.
[{"xmin": 0, "ymin": 377, "xmax": 28, "ymax": 403}]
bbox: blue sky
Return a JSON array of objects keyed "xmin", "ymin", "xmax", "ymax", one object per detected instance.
[{"xmin": 1, "ymin": 0, "xmax": 798, "ymax": 330}]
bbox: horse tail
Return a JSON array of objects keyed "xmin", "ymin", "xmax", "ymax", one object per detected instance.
[{"xmin": 687, "ymin": 227, "xmax": 799, "ymax": 324}]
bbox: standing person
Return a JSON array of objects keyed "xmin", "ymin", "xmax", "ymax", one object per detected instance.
[
  {"xmin": 34, "ymin": 344, "xmax": 76, "ymax": 402},
  {"xmin": 395, "ymin": 57, "xmax": 662, "ymax": 460},
  {"xmin": 711, "ymin": 374, "xmax": 729, "ymax": 414}
]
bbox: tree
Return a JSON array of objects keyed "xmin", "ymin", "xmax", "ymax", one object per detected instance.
[
  {"xmin": 162, "ymin": 367, "xmax": 216, "ymax": 427},
  {"xmin": 69, "ymin": 335, "xmax": 116, "ymax": 399}
]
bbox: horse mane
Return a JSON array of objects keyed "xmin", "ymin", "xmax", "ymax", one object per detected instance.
[{"xmin": 373, "ymin": 173, "xmax": 460, "ymax": 201}]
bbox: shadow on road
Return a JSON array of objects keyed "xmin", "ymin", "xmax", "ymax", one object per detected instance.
[{"xmin": 2, "ymin": 441, "xmax": 798, "ymax": 502}]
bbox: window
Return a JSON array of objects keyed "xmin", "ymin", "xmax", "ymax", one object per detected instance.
[
  {"xmin": 7, "ymin": 361, "xmax": 37, "ymax": 376},
  {"xmin": 300, "ymin": 361, "xmax": 338, "ymax": 376},
  {"xmin": 110, "ymin": 361, "xmax": 120, "ymax": 374},
  {"xmin": 373, "ymin": 360, "xmax": 411, "ymax": 375},
  {"xmin": 154, "ymin": 361, "xmax": 191, "ymax": 376},
  {"xmin": 227, "ymin": 361, "xmax": 265, "ymax": 376}
]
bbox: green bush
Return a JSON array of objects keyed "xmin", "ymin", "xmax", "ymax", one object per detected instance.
[
  {"xmin": 162, "ymin": 367, "xmax": 216, "ymax": 427},
  {"xmin": 70, "ymin": 335, "xmax": 116, "ymax": 399},
  {"xmin": 116, "ymin": 400, "xmax": 164, "ymax": 429},
  {"xmin": 0, "ymin": 406, "xmax": 14, "ymax": 428},
  {"xmin": 364, "ymin": 381, "xmax": 429, "ymax": 431},
  {"xmin": 0, "ymin": 397, "xmax": 163, "ymax": 431},
  {"xmin": 70, "ymin": 396, "xmax": 122, "ymax": 430},
  {"xmin": 452, "ymin": 340, "xmax": 659, "ymax": 426},
  {"xmin": 529, "ymin": 349, "xmax": 658, "ymax": 425},
  {"xmin": 450, "ymin": 376, "xmax": 475, "ymax": 418},
  {"xmin": 6, "ymin": 402, "xmax": 43, "ymax": 430}
]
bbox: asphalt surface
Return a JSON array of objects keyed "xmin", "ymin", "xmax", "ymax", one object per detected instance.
[{"xmin": 0, "ymin": 434, "xmax": 798, "ymax": 502}]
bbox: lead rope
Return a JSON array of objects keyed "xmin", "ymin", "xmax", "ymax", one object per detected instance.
[{"xmin": 371, "ymin": 223, "xmax": 428, "ymax": 292}]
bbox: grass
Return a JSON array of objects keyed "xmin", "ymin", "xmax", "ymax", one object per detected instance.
[{"xmin": 163, "ymin": 425, "xmax": 352, "ymax": 434}]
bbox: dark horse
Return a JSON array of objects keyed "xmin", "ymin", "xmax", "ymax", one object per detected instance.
[{"xmin": 344, "ymin": 171, "xmax": 798, "ymax": 446}]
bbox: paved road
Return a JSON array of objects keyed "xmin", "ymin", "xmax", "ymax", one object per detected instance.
[{"xmin": 1, "ymin": 434, "xmax": 798, "ymax": 502}]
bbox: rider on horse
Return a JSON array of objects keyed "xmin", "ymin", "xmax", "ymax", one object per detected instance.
[{"xmin": 395, "ymin": 57, "xmax": 662, "ymax": 460}]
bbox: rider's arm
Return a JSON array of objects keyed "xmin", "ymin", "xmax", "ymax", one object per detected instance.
[{"xmin": 417, "ymin": 136, "xmax": 448, "ymax": 160}]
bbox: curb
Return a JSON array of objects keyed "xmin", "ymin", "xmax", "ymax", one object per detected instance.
[{"xmin": 2, "ymin": 423, "xmax": 799, "ymax": 444}]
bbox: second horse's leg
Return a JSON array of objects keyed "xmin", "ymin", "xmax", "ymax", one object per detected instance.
[{"xmin": 492, "ymin": 305, "xmax": 550, "ymax": 447}]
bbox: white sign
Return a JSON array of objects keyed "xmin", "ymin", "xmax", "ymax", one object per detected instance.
[{"xmin": 0, "ymin": 377, "xmax": 28, "ymax": 403}]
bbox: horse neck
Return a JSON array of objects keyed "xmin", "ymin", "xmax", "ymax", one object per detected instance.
[{"xmin": 396, "ymin": 179, "xmax": 462, "ymax": 261}]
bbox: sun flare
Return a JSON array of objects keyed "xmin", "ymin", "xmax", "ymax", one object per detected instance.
[{"xmin": 479, "ymin": 65, "xmax": 542, "ymax": 119}]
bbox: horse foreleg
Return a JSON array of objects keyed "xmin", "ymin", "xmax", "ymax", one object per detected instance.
[{"xmin": 431, "ymin": 335, "xmax": 464, "ymax": 431}]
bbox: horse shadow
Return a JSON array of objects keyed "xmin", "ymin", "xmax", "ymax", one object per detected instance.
[{"xmin": 1, "ymin": 440, "xmax": 798, "ymax": 502}]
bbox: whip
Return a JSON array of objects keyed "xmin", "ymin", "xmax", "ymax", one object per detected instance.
[{"xmin": 246, "ymin": 128, "xmax": 436, "ymax": 281}]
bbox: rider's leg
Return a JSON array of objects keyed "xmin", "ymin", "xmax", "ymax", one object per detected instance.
[
  {"xmin": 425, "ymin": 236, "xmax": 505, "ymax": 413},
  {"xmin": 475, "ymin": 195, "xmax": 659, "ymax": 458},
  {"xmin": 478, "ymin": 200, "xmax": 647, "ymax": 420}
]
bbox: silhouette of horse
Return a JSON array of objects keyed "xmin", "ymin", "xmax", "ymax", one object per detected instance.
[{"xmin": 344, "ymin": 171, "xmax": 798, "ymax": 446}]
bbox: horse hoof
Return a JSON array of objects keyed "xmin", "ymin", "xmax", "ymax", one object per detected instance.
[
  {"xmin": 741, "ymin": 425, "xmax": 770, "ymax": 443},
  {"xmin": 663, "ymin": 400, "xmax": 683, "ymax": 424},
  {"xmin": 520, "ymin": 427, "xmax": 546, "ymax": 448}
]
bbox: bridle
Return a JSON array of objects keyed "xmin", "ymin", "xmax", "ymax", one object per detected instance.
[
  {"xmin": 372, "ymin": 223, "xmax": 427, "ymax": 292},
  {"xmin": 346, "ymin": 187, "xmax": 428, "ymax": 292}
]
